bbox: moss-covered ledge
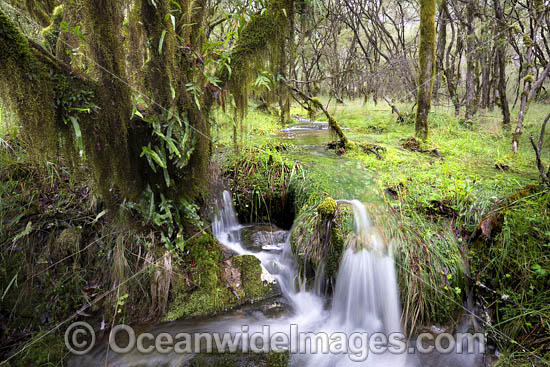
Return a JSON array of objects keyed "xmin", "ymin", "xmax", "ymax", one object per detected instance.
[{"xmin": 164, "ymin": 238, "xmax": 276, "ymax": 321}]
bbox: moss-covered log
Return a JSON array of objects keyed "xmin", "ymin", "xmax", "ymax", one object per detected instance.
[{"xmin": 289, "ymin": 85, "xmax": 348, "ymax": 146}]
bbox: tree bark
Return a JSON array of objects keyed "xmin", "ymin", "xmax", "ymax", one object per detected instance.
[
  {"xmin": 493, "ymin": 0, "xmax": 511, "ymax": 128},
  {"xmin": 433, "ymin": 1, "xmax": 447, "ymax": 104},
  {"xmin": 415, "ymin": 0, "xmax": 437, "ymax": 141},
  {"xmin": 464, "ymin": 0, "xmax": 477, "ymax": 122}
]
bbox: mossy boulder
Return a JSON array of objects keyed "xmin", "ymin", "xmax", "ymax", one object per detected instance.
[
  {"xmin": 291, "ymin": 205, "xmax": 352, "ymax": 292},
  {"xmin": 317, "ymin": 197, "xmax": 337, "ymax": 217},
  {"xmin": 232, "ymin": 254, "xmax": 273, "ymax": 301},
  {"xmin": 164, "ymin": 236, "xmax": 273, "ymax": 321}
]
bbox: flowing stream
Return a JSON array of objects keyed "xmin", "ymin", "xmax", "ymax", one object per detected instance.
[
  {"xmin": 69, "ymin": 119, "xmax": 486, "ymax": 367},
  {"xmin": 212, "ymin": 191, "xmax": 407, "ymax": 367}
]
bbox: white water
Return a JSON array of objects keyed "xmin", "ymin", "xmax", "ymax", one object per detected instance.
[{"xmin": 212, "ymin": 191, "xmax": 406, "ymax": 366}]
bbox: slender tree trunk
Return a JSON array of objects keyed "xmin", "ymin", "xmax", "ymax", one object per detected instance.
[
  {"xmin": 433, "ymin": 1, "xmax": 447, "ymax": 105},
  {"xmin": 464, "ymin": 0, "xmax": 477, "ymax": 122},
  {"xmin": 480, "ymin": 48, "xmax": 492, "ymax": 109},
  {"xmin": 493, "ymin": 0, "xmax": 511, "ymax": 128},
  {"xmin": 415, "ymin": 0, "xmax": 437, "ymax": 141}
]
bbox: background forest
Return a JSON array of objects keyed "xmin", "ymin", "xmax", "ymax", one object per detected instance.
[{"xmin": 0, "ymin": 0, "xmax": 549, "ymax": 365}]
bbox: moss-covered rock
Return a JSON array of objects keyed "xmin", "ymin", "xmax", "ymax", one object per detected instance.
[
  {"xmin": 291, "ymin": 204, "xmax": 352, "ymax": 292},
  {"xmin": 164, "ymin": 235, "xmax": 273, "ymax": 321},
  {"xmin": 317, "ymin": 197, "xmax": 337, "ymax": 217},
  {"xmin": 232, "ymin": 254, "xmax": 273, "ymax": 300}
]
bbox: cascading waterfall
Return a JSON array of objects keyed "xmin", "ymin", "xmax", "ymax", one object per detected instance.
[
  {"xmin": 332, "ymin": 200, "xmax": 402, "ymax": 336},
  {"xmin": 212, "ymin": 190, "xmax": 249, "ymax": 254},
  {"xmin": 213, "ymin": 192, "xmax": 406, "ymax": 366}
]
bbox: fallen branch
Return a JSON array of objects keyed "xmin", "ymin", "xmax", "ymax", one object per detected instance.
[
  {"xmin": 288, "ymin": 85, "xmax": 348, "ymax": 146},
  {"xmin": 382, "ymin": 95, "xmax": 403, "ymax": 120},
  {"xmin": 529, "ymin": 112, "xmax": 550, "ymax": 185},
  {"xmin": 359, "ymin": 143, "xmax": 385, "ymax": 160}
]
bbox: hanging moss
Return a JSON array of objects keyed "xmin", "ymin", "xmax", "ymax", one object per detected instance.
[
  {"xmin": 225, "ymin": 0, "xmax": 295, "ymax": 138},
  {"xmin": 40, "ymin": 4, "xmax": 64, "ymax": 51},
  {"xmin": 80, "ymin": 0, "xmax": 143, "ymax": 200}
]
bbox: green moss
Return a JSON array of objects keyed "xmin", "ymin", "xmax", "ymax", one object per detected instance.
[
  {"xmin": 524, "ymin": 74, "xmax": 535, "ymax": 83},
  {"xmin": 165, "ymin": 235, "xmax": 272, "ymax": 321},
  {"xmin": 41, "ymin": 4, "xmax": 64, "ymax": 51},
  {"xmin": 232, "ymin": 254, "xmax": 272, "ymax": 300},
  {"xmin": 165, "ymin": 286, "xmax": 237, "ymax": 321},
  {"xmin": 225, "ymin": 0, "xmax": 294, "ymax": 135},
  {"xmin": 267, "ymin": 350, "xmax": 290, "ymax": 367},
  {"xmin": 317, "ymin": 197, "xmax": 337, "ymax": 217},
  {"xmin": 324, "ymin": 210, "xmax": 347, "ymax": 280},
  {"xmin": 0, "ymin": 8, "xmax": 58, "ymax": 157}
]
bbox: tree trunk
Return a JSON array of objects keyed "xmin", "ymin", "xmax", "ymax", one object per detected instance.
[
  {"xmin": 464, "ymin": 0, "xmax": 477, "ymax": 122},
  {"xmin": 493, "ymin": 0, "xmax": 511, "ymax": 128},
  {"xmin": 415, "ymin": 0, "xmax": 437, "ymax": 141},
  {"xmin": 433, "ymin": 1, "xmax": 447, "ymax": 104}
]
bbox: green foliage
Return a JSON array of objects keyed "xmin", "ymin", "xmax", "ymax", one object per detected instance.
[
  {"xmin": 471, "ymin": 190, "xmax": 550, "ymax": 352},
  {"xmin": 224, "ymin": 143, "xmax": 303, "ymax": 227},
  {"xmin": 220, "ymin": 98, "xmax": 546, "ymax": 339},
  {"xmin": 136, "ymin": 101, "xmax": 196, "ymax": 187}
]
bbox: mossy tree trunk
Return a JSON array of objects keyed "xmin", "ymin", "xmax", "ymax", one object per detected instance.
[
  {"xmin": 1, "ymin": 0, "xmax": 294, "ymax": 212},
  {"xmin": 415, "ymin": 0, "xmax": 436, "ymax": 141},
  {"xmin": 433, "ymin": 1, "xmax": 447, "ymax": 104},
  {"xmin": 289, "ymin": 85, "xmax": 348, "ymax": 146}
]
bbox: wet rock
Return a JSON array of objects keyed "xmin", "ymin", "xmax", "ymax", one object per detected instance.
[{"xmin": 241, "ymin": 226, "xmax": 289, "ymax": 252}]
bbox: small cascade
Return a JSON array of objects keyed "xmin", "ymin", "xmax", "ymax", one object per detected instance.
[
  {"xmin": 212, "ymin": 190, "xmax": 249, "ymax": 254},
  {"xmin": 213, "ymin": 191, "xmax": 406, "ymax": 366},
  {"xmin": 331, "ymin": 199, "xmax": 401, "ymax": 335}
]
